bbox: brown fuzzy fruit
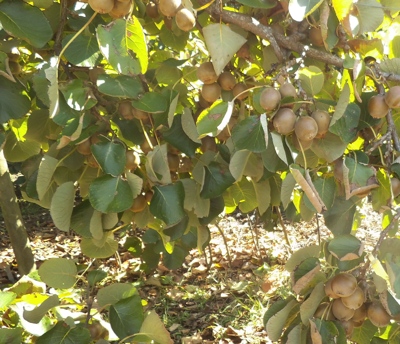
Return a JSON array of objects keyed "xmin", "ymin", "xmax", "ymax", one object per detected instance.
[
  {"xmin": 158, "ymin": 0, "xmax": 181, "ymax": 16},
  {"xmin": 351, "ymin": 303, "xmax": 367, "ymax": 323},
  {"xmin": 132, "ymin": 108, "xmax": 149, "ymax": 121},
  {"xmin": 368, "ymin": 94, "xmax": 389, "ymax": 118},
  {"xmin": 130, "ymin": 194, "xmax": 147, "ymax": 213},
  {"xmin": 125, "ymin": 150, "xmax": 140, "ymax": 170},
  {"xmin": 201, "ymin": 136, "xmax": 217, "ymax": 153},
  {"xmin": 311, "ymin": 110, "xmax": 330, "ymax": 138},
  {"xmin": 9, "ymin": 61, "xmax": 21, "ymax": 74},
  {"xmin": 324, "ymin": 278, "xmax": 340, "ymax": 299},
  {"xmin": 218, "ymin": 72, "xmax": 236, "ymax": 91},
  {"xmin": 341, "ymin": 286, "xmax": 365, "ymax": 310},
  {"xmin": 232, "ymin": 83, "xmax": 248, "ymax": 100},
  {"xmin": 110, "ymin": 0, "xmax": 132, "ymax": 18},
  {"xmin": 175, "ymin": 8, "xmax": 196, "ymax": 32},
  {"xmin": 167, "ymin": 153, "xmax": 180, "ymax": 172},
  {"xmin": 291, "ymin": 133, "xmax": 313, "ymax": 151},
  {"xmin": 332, "ymin": 298, "xmax": 355, "ymax": 321},
  {"xmin": 197, "ymin": 62, "xmax": 218, "ymax": 84},
  {"xmin": 201, "ymin": 83, "xmax": 221, "ymax": 103},
  {"xmin": 236, "ymin": 43, "xmax": 251, "ymax": 60},
  {"xmin": 88, "ymin": 0, "xmax": 114, "ymax": 13},
  {"xmin": 273, "ymin": 108, "xmax": 296, "ymax": 135},
  {"xmin": 119, "ymin": 101, "xmax": 134, "ymax": 120},
  {"xmin": 178, "ymin": 156, "xmax": 193, "ymax": 173},
  {"xmin": 339, "ymin": 320, "xmax": 354, "ymax": 338},
  {"xmin": 140, "ymin": 137, "xmax": 157, "ymax": 154},
  {"xmin": 314, "ymin": 302, "xmax": 335, "ymax": 320},
  {"xmin": 294, "ymin": 116, "xmax": 318, "ymax": 141},
  {"xmin": 145, "ymin": 190, "xmax": 153, "ymax": 202},
  {"xmin": 330, "ymin": 273, "xmax": 358, "ymax": 298},
  {"xmin": 146, "ymin": 2, "xmax": 159, "ymax": 18},
  {"xmin": 367, "ymin": 302, "xmax": 391, "ymax": 327},
  {"xmin": 385, "ymin": 85, "xmax": 400, "ymax": 108},
  {"xmin": 87, "ymin": 154, "xmax": 99, "ymax": 168},
  {"xmin": 334, "ymin": 158, "xmax": 344, "ymax": 182},
  {"xmin": 259, "ymin": 87, "xmax": 281, "ymax": 112},
  {"xmin": 392, "ymin": 177, "xmax": 400, "ymax": 197},
  {"xmin": 309, "ymin": 26, "xmax": 324, "ymax": 47},
  {"xmin": 279, "ymin": 83, "xmax": 297, "ymax": 98},
  {"xmin": 77, "ymin": 139, "xmax": 92, "ymax": 156}
]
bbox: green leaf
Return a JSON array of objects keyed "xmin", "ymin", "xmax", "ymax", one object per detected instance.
[
  {"xmin": 23, "ymin": 295, "xmax": 60, "ymax": 324},
  {"xmin": 36, "ymin": 322, "xmax": 91, "ymax": 344},
  {"xmin": 89, "ymin": 210, "xmax": 103, "ymax": 240},
  {"xmin": 303, "ymin": 176, "xmax": 336, "ymax": 212},
  {"xmin": 328, "ymin": 234, "xmax": 363, "ymax": 260},
  {"xmin": 196, "ymin": 101, "xmax": 229, "ymax": 137},
  {"xmin": 200, "ymin": 161, "xmax": 236, "ymax": 199},
  {"xmin": 329, "ymin": 103, "xmax": 361, "ymax": 143},
  {"xmin": 60, "ymin": 79, "xmax": 97, "ymax": 111},
  {"xmin": 149, "ymin": 183, "xmax": 185, "ymax": 226},
  {"xmin": 0, "ymin": 1, "xmax": 52, "ymax": 48},
  {"xmin": 3, "ymin": 131, "xmax": 41, "ymax": 163},
  {"xmin": 355, "ymin": 0, "xmax": 384, "ymax": 35},
  {"xmin": 311, "ymin": 132, "xmax": 347, "ymax": 163},
  {"xmin": 330, "ymin": 83, "xmax": 350, "ymax": 127},
  {"xmin": 371, "ymin": 170, "xmax": 391, "ymax": 211},
  {"xmin": 70, "ymin": 200, "xmax": 94, "ymax": 238},
  {"xmin": 230, "ymin": 178, "xmax": 258, "ymax": 213},
  {"xmin": 146, "ymin": 144, "xmax": 171, "ymax": 185},
  {"xmin": 97, "ymin": 283, "xmax": 137, "ymax": 308},
  {"xmin": 253, "ymin": 179, "xmax": 271, "ymax": 216},
  {"xmin": 0, "ymin": 77, "xmax": 31, "ymax": 124},
  {"xmin": 229, "ymin": 150, "xmax": 263, "ymax": 182},
  {"xmin": 235, "ymin": 0, "xmax": 277, "ymax": 9},
  {"xmin": 97, "ymin": 74, "xmax": 143, "ymax": 98},
  {"xmin": 26, "ymin": 110, "xmax": 60, "ymax": 143},
  {"xmin": 300, "ymin": 282, "xmax": 325, "ymax": 324},
  {"xmin": 267, "ymin": 299, "xmax": 298, "ymax": 341},
  {"xmin": 298, "ymin": 66, "xmax": 324, "ymax": 96},
  {"xmin": 159, "ymin": 25, "xmax": 189, "ymax": 51},
  {"xmin": 97, "ymin": 19, "xmax": 141, "ymax": 75},
  {"xmin": 126, "ymin": 17, "xmax": 148, "ymax": 74},
  {"xmin": 288, "ymin": 0, "xmax": 324, "ymax": 22},
  {"xmin": 139, "ymin": 310, "xmax": 173, "ymax": 344},
  {"xmin": 80, "ymin": 233, "xmax": 119, "ymax": 258},
  {"xmin": 324, "ymin": 197, "xmax": 357, "ymax": 236},
  {"xmin": 0, "ymin": 291, "xmax": 16, "ymax": 309},
  {"xmin": 232, "ymin": 116, "xmax": 267, "ymax": 153},
  {"xmin": 110, "ymin": 295, "xmax": 144, "ymax": 339},
  {"xmin": 132, "ymin": 92, "xmax": 168, "ymax": 113},
  {"xmin": 286, "ymin": 245, "xmax": 320, "ymax": 272},
  {"xmin": 91, "ymin": 141, "xmax": 126, "ymax": 176},
  {"xmin": 50, "ymin": 182, "xmax": 75, "ymax": 232},
  {"xmin": 62, "ymin": 33, "xmax": 100, "ymax": 67},
  {"xmin": 38, "ymin": 258, "xmax": 77, "ymax": 289},
  {"xmin": 87, "ymin": 269, "xmax": 107, "ymax": 287},
  {"xmin": 45, "ymin": 65, "xmax": 59, "ymax": 119},
  {"xmin": 0, "ymin": 329, "xmax": 23, "ymax": 344},
  {"xmin": 112, "ymin": 117, "xmax": 144, "ymax": 145},
  {"xmin": 351, "ymin": 320, "xmax": 378, "ymax": 343},
  {"xmin": 203, "ymin": 23, "xmax": 247, "ymax": 75},
  {"xmin": 126, "ymin": 171, "xmax": 143, "ymax": 199}
]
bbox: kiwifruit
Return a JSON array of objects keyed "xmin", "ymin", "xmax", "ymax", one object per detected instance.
[
  {"xmin": 158, "ymin": 0, "xmax": 181, "ymax": 17},
  {"xmin": 217, "ymin": 117, "xmax": 237, "ymax": 141},
  {"xmin": 341, "ymin": 286, "xmax": 365, "ymax": 310},
  {"xmin": 140, "ymin": 137, "xmax": 157, "ymax": 154},
  {"xmin": 145, "ymin": 190, "xmax": 154, "ymax": 202},
  {"xmin": 8, "ymin": 53, "xmax": 20, "ymax": 62},
  {"xmin": 88, "ymin": 322, "xmax": 108, "ymax": 340},
  {"xmin": 198, "ymin": 94, "xmax": 211, "ymax": 109},
  {"xmin": 351, "ymin": 303, "xmax": 367, "ymax": 323},
  {"xmin": 125, "ymin": 150, "xmax": 140, "ymax": 171},
  {"xmin": 314, "ymin": 302, "xmax": 335, "ymax": 320},
  {"xmin": 368, "ymin": 94, "xmax": 389, "ymax": 119},
  {"xmin": 324, "ymin": 278, "xmax": 340, "ymax": 299},
  {"xmin": 332, "ymin": 298, "xmax": 355, "ymax": 321},
  {"xmin": 291, "ymin": 132, "xmax": 313, "ymax": 151},
  {"xmin": 9, "ymin": 61, "xmax": 21, "ymax": 74},
  {"xmin": 146, "ymin": 2, "xmax": 159, "ymax": 18},
  {"xmin": 167, "ymin": 153, "xmax": 180, "ymax": 172},
  {"xmin": 259, "ymin": 87, "xmax": 281, "ymax": 112},
  {"xmin": 309, "ymin": 26, "xmax": 324, "ymax": 47},
  {"xmin": 333, "ymin": 158, "xmax": 344, "ymax": 182},
  {"xmin": 178, "ymin": 156, "xmax": 193, "ymax": 173},
  {"xmin": 391, "ymin": 177, "xmax": 400, "ymax": 197},
  {"xmin": 119, "ymin": 101, "xmax": 134, "ymax": 120},
  {"xmin": 164, "ymin": 16, "xmax": 173, "ymax": 30},
  {"xmin": 279, "ymin": 83, "xmax": 297, "ymax": 98},
  {"xmin": 311, "ymin": 110, "xmax": 330, "ymax": 139},
  {"xmin": 339, "ymin": 320, "xmax": 354, "ymax": 338},
  {"xmin": 87, "ymin": 154, "xmax": 99, "ymax": 168},
  {"xmin": 218, "ymin": 72, "xmax": 236, "ymax": 91},
  {"xmin": 175, "ymin": 8, "xmax": 196, "ymax": 32},
  {"xmin": 272, "ymin": 108, "xmax": 296, "ymax": 135},
  {"xmin": 232, "ymin": 82, "xmax": 249, "ymax": 100},
  {"xmin": 197, "ymin": 62, "xmax": 218, "ymax": 85},
  {"xmin": 236, "ymin": 42, "xmax": 251, "ymax": 60},
  {"xmin": 294, "ymin": 116, "xmax": 318, "ymax": 141},
  {"xmin": 132, "ymin": 108, "xmax": 149, "ymax": 121},
  {"xmin": 88, "ymin": 67, "xmax": 105, "ymax": 83},
  {"xmin": 88, "ymin": 0, "xmax": 114, "ymax": 13},
  {"xmin": 330, "ymin": 273, "xmax": 358, "ymax": 298},
  {"xmin": 167, "ymin": 144, "xmax": 180, "ymax": 155},
  {"xmin": 367, "ymin": 302, "xmax": 391, "ymax": 327},
  {"xmin": 201, "ymin": 83, "xmax": 221, "ymax": 103},
  {"xmin": 385, "ymin": 86, "xmax": 400, "ymax": 109},
  {"xmin": 130, "ymin": 194, "xmax": 147, "ymax": 212},
  {"xmin": 201, "ymin": 136, "xmax": 217, "ymax": 152},
  {"xmin": 109, "ymin": 0, "xmax": 132, "ymax": 18},
  {"xmin": 76, "ymin": 139, "xmax": 92, "ymax": 156}
]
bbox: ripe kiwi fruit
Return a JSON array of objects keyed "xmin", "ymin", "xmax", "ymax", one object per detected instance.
[
  {"xmin": 158, "ymin": 0, "xmax": 181, "ymax": 17},
  {"xmin": 291, "ymin": 132, "xmax": 313, "ymax": 151},
  {"xmin": 130, "ymin": 194, "xmax": 147, "ymax": 212},
  {"xmin": 77, "ymin": 139, "xmax": 92, "ymax": 156},
  {"xmin": 272, "ymin": 108, "xmax": 296, "ymax": 135},
  {"xmin": 367, "ymin": 302, "xmax": 391, "ymax": 327},
  {"xmin": 178, "ymin": 156, "xmax": 193, "ymax": 173},
  {"xmin": 167, "ymin": 153, "xmax": 180, "ymax": 172},
  {"xmin": 110, "ymin": 0, "xmax": 132, "ymax": 18},
  {"xmin": 368, "ymin": 94, "xmax": 389, "ymax": 118},
  {"xmin": 125, "ymin": 150, "xmax": 140, "ymax": 171},
  {"xmin": 201, "ymin": 83, "xmax": 221, "ymax": 103},
  {"xmin": 88, "ymin": 322, "xmax": 108, "ymax": 340},
  {"xmin": 119, "ymin": 101, "xmax": 134, "ymax": 120},
  {"xmin": 391, "ymin": 177, "xmax": 400, "ymax": 197},
  {"xmin": 232, "ymin": 82, "xmax": 249, "ymax": 100},
  {"xmin": 146, "ymin": 2, "xmax": 159, "ymax": 18},
  {"xmin": 88, "ymin": 0, "xmax": 114, "ymax": 13},
  {"xmin": 311, "ymin": 110, "xmax": 330, "ymax": 138},
  {"xmin": 140, "ymin": 137, "xmax": 157, "ymax": 154},
  {"xmin": 339, "ymin": 320, "xmax": 354, "ymax": 338},
  {"xmin": 385, "ymin": 85, "xmax": 400, "ymax": 108},
  {"xmin": 330, "ymin": 273, "xmax": 358, "ymax": 298},
  {"xmin": 314, "ymin": 302, "xmax": 335, "ymax": 320},
  {"xmin": 332, "ymin": 298, "xmax": 355, "ymax": 321},
  {"xmin": 197, "ymin": 62, "xmax": 218, "ymax": 84},
  {"xmin": 175, "ymin": 8, "xmax": 196, "ymax": 32},
  {"xmin": 218, "ymin": 72, "xmax": 236, "ymax": 91},
  {"xmin": 9, "ymin": 61, "xmax": 21, "ymax": 74},
  {"xmin": 324, "ymin": 278, "xmax": 340, "ymax": 299},
  {"xmin": 351, "ymin": 303, "xmax": 367, "ymax": 323},
  {"xmin": 87, "ymin": 154, "xmax": 99, "ymax": 168},
  {"xmin": 145, "ymin": 190, "xmax": 154, "ymax": 202},
  {"xmin": 309, "ymin": 26, "xmax": 324, "ymax": 47},
  {"xmin": 259, "ymin": 87, "xmax": 281, "ymax": 112},
  {"xmin": 132, "ymin": 108, "xmax": 149, "ymax": 121},
  {"xmin": 279, "ymin": 83, "xmax": 297, "ymax": 98},
  {"xmin": 236, "ymin": 43, "xmax": 251, "ymax": 60},
  {"xmin": 341, "ymin": 286, "xmax": 365, "ymax": 310},
  {"xmin": 294, "ymin": 116, "xmax": 318, "ymax": 142},
  {"xmin": 333, "ymin": 158, "xmax": 344, "ymax": 182},
  {"xmin": 201, "ymin": 136, "xmax": 217, "ymax": 152}
]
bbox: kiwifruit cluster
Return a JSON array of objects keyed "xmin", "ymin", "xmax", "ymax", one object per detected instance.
[
  {"xmin": 158, "ymin": 0, "xmax": 196, "ymax": 32},
  {"xmin": 88, "ymin": 0, "xmax": 133, "ymax": 18},
  {"xmin": 315, "ymin": 273, "xmax": 393, "ymax": 337},
  {"xmin": 368, "ymin": 86, "xmax": 400, "ymax": 118},
  {"xmin": 118, "ymin": 101, "xmax": 149, "ymax": 122}
]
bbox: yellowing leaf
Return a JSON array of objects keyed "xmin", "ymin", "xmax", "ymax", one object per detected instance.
[{"xmin": 332, "ymin": 0, "xmax": 353, "ymax": 21}]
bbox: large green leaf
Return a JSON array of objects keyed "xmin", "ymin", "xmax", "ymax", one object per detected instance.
[
  {"xmin": 132, "ymin": 92, "xmax": 168, "ymax": 113},
  {"xmin": 200, "ymin": 161, "xmax": 235, "ymax": 199},
  {"xmin": 3, "ymin": 131, "xmax": 41, "ymax": 163},
  {"xmin": 126, "ymin": 17, "xmax": 148, "ymax": 74},
  {"xmin": 298, "ymin": 66, "xmax": 324, "ymax": 96},
  {"xmin": 62, "ymin": 33, "xmax": 100, "ymax": 67},
  {"xmin": 139, "ymin": 310, "xmax": 173, "ymax": 344},
  {"xmin": 329, "ymin": 103, "xmax": 361, "ymax": 143},
  {"xmin": 97, "ymin": 19, "xmax": 141, "ymax": 75},
  {"xmin": 149, "ymin": 183, "xmax": 185, "ymax": 226},
  {"xmin": 110, "ymin": 295, "xmax": 144, "ymax": 339},
  {"xmin": 38, "ymin": 258, "xmax": 77, "ymax": 289},
  {"xmin": 89, "ymin": 175, "xmax": 133, "ymax": 213},
  {"xmin": 328, "ymin": 234, "xmax": 363, "ymax": 261},
  {"xmin": 23, "ymin": 295, "xmax": 60, "ymax": 324},
  {"xmin": 332, "ymin": 0, "xmax": 353, "ymax": 21},
  {"xmin": 36, "ymin": 322, "xmax": 91, "ymax": 344},
  {"xmin": 97, "ymin": 74, "xmax": 143, "ymax": 98},
  {"xmin": 196, "ymin": 101, "xmax": 229, "ymax": 137},
  {"xmin": 288, "ymin": 0, "xmax": 324, "ymax": 22},
  {"xmin": 91, "ymin": 141, "xmax": 126, "ymax": 176},
  {"xmin": 0, "ymin": 329, "xmax": 23, "ymax": 344},
  {"xmin": 112, "ymin": 117, "xmax": 144, "ymax": 145},
  {"xmin": 80, "ymin": 233, "xmax": 119, "ymax": 258},
  {"xmin": 0, "ymin": 77, "xmax": 31, "ymax": 124},
  {"xmin": 355, "ymin": 0, "xmax": 384, "ymax": 35},
  {"xmin": 60, "ymin": 79, "xmax": 97, "ymax": 111},
  {"xmin": 0, "ymin": 1, "xmax": 52, "ymax": 48},
  {"xmin": 70, "ymin": 200, "xmax": 93, "ymax": 238},
  {"xmin": 311, "ymin": 132, "xmax": 347, "ymax": 163},
  {"xmin": 97, "ymin": 283, "xmax": 138, "ymax": 308},
  {"xmin": 50, "ymin": 182, "xmax": 75, "ymax": 232},
  {"xmin": 232, "ymin": 116, "xmax": 267, "ymax": 153},
  {"xmin": 324, "ymin": 197, "xmax": 357, "ymax": 236}
]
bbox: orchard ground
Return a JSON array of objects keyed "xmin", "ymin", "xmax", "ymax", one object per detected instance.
[{"xmin": 0, "ymin": 199, "xmax": 381, "ymax": 343}]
